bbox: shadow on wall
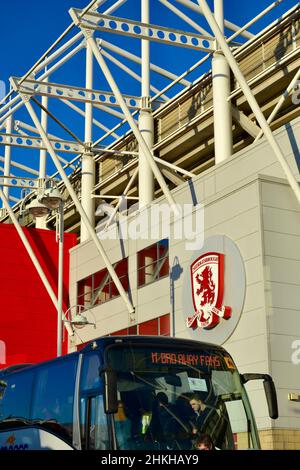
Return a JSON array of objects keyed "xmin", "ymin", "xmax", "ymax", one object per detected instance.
[{"xmin": 285, "ymin": 123, "xmax": 300, "ymax": 172}]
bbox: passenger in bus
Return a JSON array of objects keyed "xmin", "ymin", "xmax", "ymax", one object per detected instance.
[
  {"xmin": 189, "ymin": 393, "xmax": 220, "ymax": 436},
  {"xmin": 147, "ymin": 392, "xmax": 177, "ymax": 448},
  {"xmin": 114, "ymin": 401, "xmax": 131, "ymax": 449},
  {"xmin": 194, "ymin": 433, "xmax": 215, "ymax": 450}
]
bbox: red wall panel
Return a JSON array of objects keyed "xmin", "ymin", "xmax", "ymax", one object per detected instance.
[{"xmin": 0, "ymin": 224, "xmax": 76, "ymax": 369}]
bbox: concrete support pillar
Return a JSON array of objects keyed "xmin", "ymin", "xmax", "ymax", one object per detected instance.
[{"xmin": 212, "ymin": 0, "xmax": 233, "ymax": 164}]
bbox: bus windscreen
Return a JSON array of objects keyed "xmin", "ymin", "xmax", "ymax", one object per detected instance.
[{"xmin": 106, "ymin": 344, "xmax": 256, "ymax": 450}]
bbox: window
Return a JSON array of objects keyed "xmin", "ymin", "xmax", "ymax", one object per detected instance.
[
  {"xmin": 77, "ymin": 258, "xmax": 129, "ymax": 309},
  {"xmin": 111, "ymin": 314, "xmax": 170, "ymax": 337},
  {"xmin": 137, "ymin": 239, "xmax": 169, "ymax": 287},
  {"xmin": 80, "ymin": 353, "xmax": 109, "ymax": 450},
  {"xmin": 0, "ymin": 370, "xmax": 34, "ymax": 422},
  {"xmin": 31, "ymin": 357, "xmax": 77, "ymax": 444}
]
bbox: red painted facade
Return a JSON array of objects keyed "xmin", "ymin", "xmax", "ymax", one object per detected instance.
[{"xmin": 0, "ymin": 224, "xmax": 76, "ymax": 369}]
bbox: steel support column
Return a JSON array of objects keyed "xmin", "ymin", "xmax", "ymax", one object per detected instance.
[
  {"xmin": 212, "ymin": 0, "xmax": 232, "ymax": 164},
  {"xmin": 139, "ymin": 0, "xmax": 154, "ymax": 208},
  {"xmin": 36, "ymin": 76, "xmax": 49, "ymax": 229},
  {"xmin": 81, "ymin": 41, "xmax": 96, "ymax": 242},
  {"xmin": 3, "ymin": 115, "xmax": 12, "ymax": 208},
  {"xmin": 200, "ymin": 0, "xmax": 300, "ymax": 206}
]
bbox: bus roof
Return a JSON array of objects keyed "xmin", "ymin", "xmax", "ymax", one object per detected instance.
[{"xmin": 0, "ymin": 335, "xmax": 229, "ymax": 378}]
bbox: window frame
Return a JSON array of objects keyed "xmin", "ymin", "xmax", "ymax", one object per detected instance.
[{"xmin": 137, "ymin": 239, "xmax": 169, "ymax": 288}]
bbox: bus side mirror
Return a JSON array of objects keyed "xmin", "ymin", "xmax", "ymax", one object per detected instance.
[
  {"xmin": 241, "ymin": 373, "xmax": 278, "ymax": 419},
  {"xmin": 102, "ymin": 368, "xmax": 118, "ymax": 414}
]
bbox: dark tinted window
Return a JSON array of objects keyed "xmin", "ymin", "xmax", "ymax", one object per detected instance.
[
  {"xmin": 80, "ymin": 353, "xmax": 102, "ymax": 392},
  {"xmin": 0, "ymin": 370, "xmax": 34, "ymax": 421},
  {"xmin": 31, "ymin": 357, "xmax": 77, "ymax": 443}
]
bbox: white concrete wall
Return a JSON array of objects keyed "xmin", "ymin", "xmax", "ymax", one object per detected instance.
[
  {"xmin": 260, "ymin": 177, "xmax": 300, "ymax": 430},
  {"xmin": 69, "ymin": 116, "xmax": 300, "ymax": 430}
]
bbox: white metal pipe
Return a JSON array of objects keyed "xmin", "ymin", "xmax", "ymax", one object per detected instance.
[
  {"xmin": 81, "ymin": 42, "xmax": 96, "ymax": 242},
  {"xmin": 104, "ymin": 167, "xmax": 139, "ymax": 230},
  {"xmin": 20, "ymin": 94, "xmax": 135, "ymax": 314},
  {"xmin": 139, "ymin": 111, "xmax": 155, "ymax": 206},
  {"xmin": 0, "ymin": 41, "xmax": 84, "ymax": 121},
  {"xmin": 154, "ymin": 156, "xmax": 195, "ymax": 177},
  {"xmin": 174, "ymin": 0, "xmax": 254, "ymax": 39},
  {"xmin": 61, "ymin": 99, "xmax": 120, "ymax": 138},
  {"xmin": 142, "ymin": 0, "xmax": 150, "ymax": 98},
  {"xmin": 159, "ymin": 0, "xmax": 210, "ymax": 36},
  {"xmin": 38, "ymin": 43, "xmax": 84, "ymax": 83},
  {"xmin": 3, "ymin": 116, "xmax": 12, "ymax": 205},
  {"xmin": 101, "ymin": 39, "xmax": 190, "ymax": 87},
  {"xmin": 139, "ymin": 0, "xmax": 154, "ymax": 208},
  {"xmin": 94, "ymin": 101, "xmax": 127, "ymax": 120},
  {"xmin": 85, "ymin": 37, "xmax": 177, "ymax": 210},
  {"xmin": 214, "ymin": 0, "xmax": 224, "ymax": 35},
  {"xmin": 200, "ymin": 0, "xmax": 300, "ymax": 206},
  {"xmin": 15, "ymin": 120, "xmax": 65, "ymax": 142},
  {"xmin": 91, "ymin": 51, "xmax": 210, "ymax": 154},
  {"xmin": 0, "ymin": 187, "xmax": 74, "ymax": 337},
  {"xmin": 0, "ymin": 156, "xmax": 39, "ymax": 175},
  {"xmin": 57, "ymin": 202, "xmax": 64, "ymax": 356},
  {"xmin": 39, "ymin": 78, "xmax": 48, "ymax": 180},
  {"xmin": 36, "ymin": 76, "xmax": 49, "ymax": 230},
  {"xmin": 0, "ymin": 101, "xmax": 23, "ymax": 126},
  {"xmin": 103, "ymin": 0, "xmax": 127, "ymax": 15},
  {"xmin": 17, "ymin": 0, "xmax": 104, "ymax": 90},
  {"xmin": 212, "ymin": 0, "xmax": 232, "ymax": 164},
  {"xmin": 255, "ymin": 67, "xmax": 300, "ymax": 142},
  {"xmin": 228, "ymin": 0, "xmax": 285, "ymax": 44},
  {"xmin": 0, "ymin": 0, "xmax": 122, "ymax": 115},
  {"xmin": 100, "ymin": 49, "xmax": 168, "ymax": 100},
  {"xmin": 0, "ymin": 95, "xmax": 20, "ymax": 118}
]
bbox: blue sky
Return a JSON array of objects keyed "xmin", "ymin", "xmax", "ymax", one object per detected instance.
[
  {"xmin": 0, "ymin": 0, "xmax": 296, "ymax": 91},
  {"xmin": 0, "ymin": 0, "xmax": 297, "ymax": 189}
]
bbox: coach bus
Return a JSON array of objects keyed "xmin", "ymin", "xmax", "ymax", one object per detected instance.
[{"xmin": 0, "ymin": 335, "xmax": 277, "ymax": 450}]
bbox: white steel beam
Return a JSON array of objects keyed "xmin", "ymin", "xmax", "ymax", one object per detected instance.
[
  {"xmin": 70, "ymin": 8, "xmax": 215, "ymax": 52},
  {"xmin": 76, "ymin": 30, "xmax": 178, "ymax": 211},
  {"xmin": 161, "ymin": 167, "xmax": 186, "ymax": 186},
  {"xmin": 60, "ymin": 99, "xmax": 121, "ymax": 137},
  {"xmin": 174, "ymin": 0, "xmax": 254, "ymax": 40},
  {"xmin": 159, "ymin": 0, "xmax": 210, "ymax": 37},
  {"xmin": 103, "ymin": 167, "xmax": 139, "ymax": 230},
  {"xmin": 15, "ymin": 87, "xmax": 135, "ymax": 316},
  {"xmin": 14, "ymin": 77, "xmax": 142, "ymax": 110},
  {"xmin": 153, "ymin": 156, "xmax": 195, "ymax": 178},
  {"xmin": 227, "ymin": 0, "xmax": 285, "ymax": 43},
  {"xmin": 0, "ymin": 187, "xmax": 74, "ymax": 337},
  {"xmin": 0, "ymin": 132, "xmax": 83, "ymax": 154},
  {"xmin": 99, "ymin": 39, "xmax": 191, "ymax": 87},
  {"xmin": 0, "ymin": 175, "xmax": 38, "ymax": 189},
  {"xmin": 200, "ymin": 0, "xmax": 300, "ymax": 206},
  {"xmin": 231, "ymin": 105, "xmax": 260, "ymax": 138},
  {"xmin": 0, "ymin": 156, "xmax": 39, "ymax": 176},
  {"xmin": 100, "ymin": 48, "xmax": 168, "ymax": 101},
  {"xmin": 255, "ymin": 67, "xmax": 300, "ymax": 142},
  {"xmin": 14, "ymin": 120, "xmax": 64, "ymax": 142}
]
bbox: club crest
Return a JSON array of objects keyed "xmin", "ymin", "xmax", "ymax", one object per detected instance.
[{"xmin": 187, "ymin": 252, "xmax": 231, "ymax": 330}]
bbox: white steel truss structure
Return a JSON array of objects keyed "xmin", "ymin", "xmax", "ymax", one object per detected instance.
[{"xmin": 0, "ymin": 0, "xmax": 299, "ymax": 319}]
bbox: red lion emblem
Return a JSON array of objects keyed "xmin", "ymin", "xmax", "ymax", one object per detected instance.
[
  {"xmin": 196, "ymin": 266, "xmax": 215, "ymax": 306},
  {"xmin": 187, "ymin": 253, "xmax": 231, "ymax": 330}
]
